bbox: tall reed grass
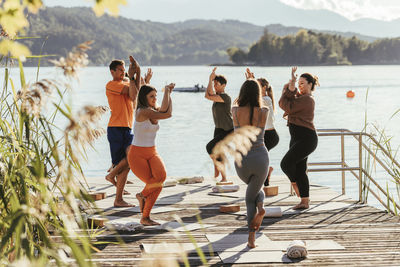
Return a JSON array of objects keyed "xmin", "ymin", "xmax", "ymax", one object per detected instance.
[
  {"xmin": 0, "ymin": 41, "xmax": 104, "ymax": 266},
  {"xmin": 361, "ymin": 88, "xmax": 400, "ymax": 214}
]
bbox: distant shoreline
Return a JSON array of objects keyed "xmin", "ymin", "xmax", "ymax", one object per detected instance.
[
  {"xmin": 210, "ymin": 63, "xmax": 400, "ymax": 67},
  {"xmin": 20, "ymin": 62, "xmax": 400, "ymax": 68}
]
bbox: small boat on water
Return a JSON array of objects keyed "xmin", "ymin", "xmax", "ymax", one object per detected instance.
[{"xmin": 174, "ymin": 84, "xmax": 205, "ymax": 93}]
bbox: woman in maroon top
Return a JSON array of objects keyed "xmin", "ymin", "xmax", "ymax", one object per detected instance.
[{"xmin": 279, "ymin": 67, "xmax": 319, "ymax": 209}]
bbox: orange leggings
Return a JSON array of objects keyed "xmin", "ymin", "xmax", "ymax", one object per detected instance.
[{"xmin": 127, "ymin": 145, "xmax": 166, "ymax": 218}]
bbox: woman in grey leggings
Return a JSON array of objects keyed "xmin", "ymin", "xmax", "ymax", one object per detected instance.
[{"xmin": 233, "ymin": 77, "xmax": 269, "ymax": 248}]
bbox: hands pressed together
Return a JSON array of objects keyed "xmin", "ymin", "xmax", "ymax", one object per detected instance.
[
  {"xmin": 245, "ymin": 68, "xmax": 255, "ymax": 79},
  {"xmin": 128, "ymin": 55, "xmax": 139, "ymax": 79},
  {"xmin": 129, "ymin": 55, "xmax": 174, "ymax": 93},
  {"xmin": 165, "ymin": 83, "xmax": 175, "ymax": 93},
  {"xmin": 209, "ymin": 67, "xmax": 217, "ymax": 81}
]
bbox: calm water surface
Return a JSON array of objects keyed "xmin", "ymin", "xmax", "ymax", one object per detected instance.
[{"xmin": 5, "ymin": 65, "xmax": 400, "ymax": 209}]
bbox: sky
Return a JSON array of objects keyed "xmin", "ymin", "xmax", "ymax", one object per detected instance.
[
  {"xmin": 44, "ymin": 0, "xmax": 400, "ymax": 22},
  {"xmin": 279, "ymin": 0, "xmax": 400, "ymax": 21}
]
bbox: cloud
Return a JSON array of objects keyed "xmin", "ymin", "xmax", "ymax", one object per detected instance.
[{"xmin": 279, "ymin": 0, "xmax": 400, "ymax": 21}]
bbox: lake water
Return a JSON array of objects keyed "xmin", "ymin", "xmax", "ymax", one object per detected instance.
[{"xmin": 4, "ymin": 65, "xmax": 400, "ymax": 210}]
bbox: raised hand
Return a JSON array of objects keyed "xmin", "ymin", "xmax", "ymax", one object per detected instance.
[
  {"xmin": 209, "ymin": 67, "xmax": 217, "ymax": 81},
  {"xmin": 245, "ymin": 68, "xmax": 255, "ymax": 79},
  {"xmin": 128, "ymin": 55, "xmax": 139, "ymax": 79},
  {"xmin": 291, "ymin": 66, "xmax": 297, "ymax": 82},
  {"xmin": 165, "ymin": 83, "xmax": 175, "ymax": 93},
  {"xmin": 144, "ymin": 68, "xmax": 153, "ymax": 84},
  {"xmin": 289, "ymin": 66, "xmax": 297, "ymax": 91}
]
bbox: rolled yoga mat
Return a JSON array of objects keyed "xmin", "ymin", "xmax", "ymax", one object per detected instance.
[{"xmin": 265, "ymin": 207, "xmax": 282, "ymax": 217}]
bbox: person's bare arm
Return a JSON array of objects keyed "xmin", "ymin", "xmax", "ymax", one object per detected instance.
[
  {"xmin": 121, "ymin": 55, "xmax": 141, "ymax": 99},
  {"xmin": 205, "ymin": 67, "xmax": 224, "ymax": 102},
  {"xmin": 131, "ymin": 56, "xmax": 141, "ymax": 99},
  {"xmin": 158, "ymin": 83, "xmax": 174, "ymax": 112},
  {"xmin": 205, "ymin": 67, "xmax": 216, "ymax": 98},
  {"xmin": 288, "ymin": 66, "xmax": 297, "ymax": 92},
  {"xmin": 139, "ymin": 84, "xmax": 174, "ymax": 121}
]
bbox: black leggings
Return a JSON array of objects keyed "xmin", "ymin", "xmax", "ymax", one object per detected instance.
[
  {"xmin": 206, "ymin": 128, "xmax": 233, "ymax": 155},
  {"xmin": 264, "ymin": 129, "xmax": 279, "ymax": 151},
  {"xmin": 280, "ymin": 124, "xmax": 318, "ymax": 198},
  {"xmin": 263, "ymin": 129, "xmax": 279, "ymax": 186}
]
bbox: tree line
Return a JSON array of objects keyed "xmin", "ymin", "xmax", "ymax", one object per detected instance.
[
  {"xmin": 227, "ymin": 29, "xmax": 400, "ymax": 65},
  {"xmin": 22, "ymin": 7, "xmax": 262, "ymax": 66}
]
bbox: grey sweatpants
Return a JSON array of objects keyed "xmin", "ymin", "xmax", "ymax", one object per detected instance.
[{"xmin": 235, "ymin": 146, "xmax": 269, "ymax": 230}]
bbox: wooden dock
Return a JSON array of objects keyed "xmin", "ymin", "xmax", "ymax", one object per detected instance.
[{"xmin": 81, "ymin": 175, "xmax": 400, "ymax": 266}]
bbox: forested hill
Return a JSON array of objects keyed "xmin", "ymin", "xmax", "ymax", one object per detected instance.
[
  {"xmin": 23, "ymin": 6, "xmax": 378, "ymax": 66},
  {"xmin": 228, "ymin": 30, "xmax": 400, "ymax": 65},
  {"xmin": 24, "ymin": 7, "xmax": 263, "ymax": 66}
]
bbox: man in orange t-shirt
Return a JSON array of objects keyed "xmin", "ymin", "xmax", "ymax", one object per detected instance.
[{"xmin": 105, "ymin": 56, "xmax": 140, "ymax": 207}]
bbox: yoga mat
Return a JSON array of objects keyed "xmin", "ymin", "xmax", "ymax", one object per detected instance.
[
  {"xmin": 120, "ymin": 206, "xmax": 183, "ymax": 214},
  {"xmin": 141, "ymin": 242, "xmax": 211, "ymax": 254},
  {"xmin": 218, "ymin": 251, "xmax": 292, "ymax": 263},
  {"xmin": 206, "ymin": 233, "xmax": 272, "ymax": 252},
  {"xmin": 162, "ymin": 221, "xmax": 215, "ymax": 232},
  {"xmin": 282, "ymin": 202, "xmax": 364, "ymax": 214}
]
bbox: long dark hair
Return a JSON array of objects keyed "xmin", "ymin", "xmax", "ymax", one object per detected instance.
[
  {"xmin": 257, "ymin": 78, "xmax": 275, "ymax": 111},
  {"xmin": 137, "ymin": 85, "xmax": 157, "ymax": 109},
  {"xmin": 235, "ymin": 79, "xmax": 262, "ymax": 125},
  {"xmin": 300, "ymin": 73, "xmax": 320, "ymax": 91}
]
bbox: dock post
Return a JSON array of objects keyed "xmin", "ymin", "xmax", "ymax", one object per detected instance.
[
  {"xmin": 359, "ymin": 133, "xmax": 363, "ymax": 202},
  {"xmin": 341, "ymin": 131, "xmax": 345, "ymax": 195}
]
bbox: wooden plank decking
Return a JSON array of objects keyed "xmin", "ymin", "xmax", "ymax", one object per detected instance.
[{"xmin": 82, "ymin": 175, "xmax": 400, "ymax": 266}]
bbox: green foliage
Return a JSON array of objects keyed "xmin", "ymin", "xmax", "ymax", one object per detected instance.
[
  {"xmin": 227, "ymin": 47, "xmax": 247, "ymax": 64},
  {"xmin": 20, "ymin": 7, "xmax": 264, "ymax": 66},
  {"xmin": 229, "ymin": 29, "xmax": 400, "ymax": 65},
  {"xmin": 0, "ymin": 0, "xmax": 126, "ymax": 58}
]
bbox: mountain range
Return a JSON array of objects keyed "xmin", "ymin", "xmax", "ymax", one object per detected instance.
[
  {"xmin": 79, "ymin": 0, "xmax": 400, "ymax": 38},
  {"xmin": 22, "ymin": 7, "xmax": 385, "ymax": 66}
]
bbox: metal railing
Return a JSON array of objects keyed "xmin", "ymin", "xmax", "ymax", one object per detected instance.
[{"xmin": 308, "ymin": 128, "xmax": 400, "ymax": 214}]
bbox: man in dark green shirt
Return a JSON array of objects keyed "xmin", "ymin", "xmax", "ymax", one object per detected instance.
[{"xmin": 205, "ymin": 67, "xmax": 234, "ymax": 183}]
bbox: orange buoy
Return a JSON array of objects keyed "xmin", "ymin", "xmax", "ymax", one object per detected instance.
[{"xmin": 346, "ymin": 90, "xmax": 355, "ymax": 98}]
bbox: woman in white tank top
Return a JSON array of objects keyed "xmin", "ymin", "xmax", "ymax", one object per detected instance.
[
  {"xmin": 127, "ymin": 83, "xmax": 174, "ymax": 226},
  {"xmin": 257, "ymin": 76, "xmax": 279, "ymax": 187}
]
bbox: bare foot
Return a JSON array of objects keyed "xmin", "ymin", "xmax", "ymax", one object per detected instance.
[
  {"xmin": 219, "ymin": 178, "xmax": 227, "ymax": 183},
  {"xmin": 214, "ymin": 164, "xmax": 220, "ymax": 178},
  {"xmin": 149, "ymin": 218, "xmax": 161, "ymax": 225},
  {"xmin": 247, "ymin": 231, "xmax": 256, "ymax": 248},
  {"xmin": 105, "ymin": 174, "xmax": 116, "ymax": 186},
  {"xmin": 106, "ymin": 175, "xmax": 130, "ymax": 195},
  {"xmin": 140, "ymin": 217, "xmax": 160, "ymax": 226},
  {"xmin": 107, "ymin": 164, "xmax": 114, "ymax": 173},
  {"xmin": 250, "ymin": 207, "xmax": 266, "ymax": 230},
  {"xmin": 140, "ymin": 217, "xmax": 152, "ymax": 226},
  {"xmin": 114, "ymin": 200, "xmax": 135, "ymax": 207},
  {"xmin": 106, "ymin": 173, "xmax": 130, "ymax": 195},
  {"xmin": 292, "ymin": 202, "xmax": 309, "ymax": 210},
  {"xmin": 136, "ymin": 193, "xmax": 146, "ymax": 213}
]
